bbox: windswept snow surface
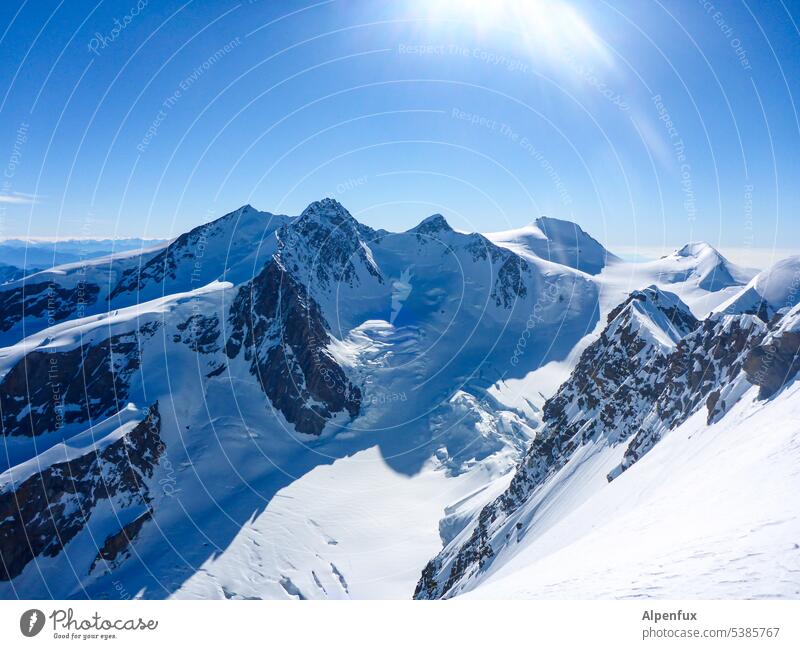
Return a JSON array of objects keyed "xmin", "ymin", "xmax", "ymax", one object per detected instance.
[
  {"xmin": 462, "ymin": 382, "xmax": 800, "ymax": 599},
  {"xmin": 486, "ymin": 217, "xmax": 620, "ymax": 275},
  {"xmin": 715, "ymin": 255, "xmax": 800, "ymax": 319},
  {"xmin": 173, "ymin": 446, "xmax": 515, "ymax": 600}
]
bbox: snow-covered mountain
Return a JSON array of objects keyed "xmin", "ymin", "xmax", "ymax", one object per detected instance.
[
  {"xmin": 0, "ymin": 199, "xmax": 797, "ymax": 600},
  {"xmin": 0, "ymin": 199, "xmax": 595, "ymax": 597},
  {"xmin": 715, "ymin": 255, "xmax": 800, "ymax": 321},
  {"xmin": 0, "ymin": 206, "xmax": 289, "ymax": 346},
  {"xmin": 414, "ymin": 278, "xmax": 799, "ymax": 599},
  {"xmin": 486, "ymin": 216, "xmax": 620, "ymax": 275}
]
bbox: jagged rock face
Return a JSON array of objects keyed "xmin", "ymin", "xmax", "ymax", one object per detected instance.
[
  {"xmin": 110, "ymin": 243, "xmax": 182, "ymax": 298},
  {"xmin": 663, "ymin": 314, "xmax": 766, "ymax": 424},
  {"xmin": 745, "ymin": 333, "xmax": 800, "ymax": 398},
  {"xmin": 606, "ymin": 288, "xmax": 699, "ymax": 336},
  {"xmin": 175, "ymin": 313, "xmax": 221, "ymax": 354},
  {"xmin": 0, "ymin": 323, "xmax": 158, "ymax": 437},
  {"xmin": 744, "ymin": 306, "xmax": 800, "ymax": 398},
  {"xmin": 415, "ymin": 290, "xmax": 789, "ymax": 599},
  {"xmin": 276, "ymin": 199, "xmax": 382, "ymax": 293},
  {"xmin": 738, "ymin": 297, "xmax": 772, "ymax": 323},
  {"xmin": 465, "ymin": 235, "xmax": 529, "ymax": 308},
  {"xmin": 0, "ymin": 404, "xmax": 163, "ymax": 581},
  {"xmin": 544, "ymin": 287, "xmax": 699, "ymax": 447},
  {"xmin": 415, "ymin": 287, "xmax": 698, "ymax": 599},
  {"xmin": 226, "ymin": 258, "xmax": 361, "ymax": 436},
  {"xmin": 90, "ymin": 511, "xmax": 153, "ymax": 574},
  {"xmin": 619, "ymin": 314, "xmax": 767, "ymax": 473},
  {"xmin": 0, "ymin": 280, "xmax": 100, "ymax": 333}
]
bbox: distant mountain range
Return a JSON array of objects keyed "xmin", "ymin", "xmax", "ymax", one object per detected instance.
[
  {"xmin": 0, "ymin": 199, "xmax": 797, "ymax": 599},
  {"xmin": 0, "ymin": 237, "xmax": 168, "ymax": 272}
]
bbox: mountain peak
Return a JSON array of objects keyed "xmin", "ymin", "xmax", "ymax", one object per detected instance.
[
  {"xmin": 715, "ymin": 254, "xmax": 800, "ymax": 321},
  {"xmin": 299, "ymin": 198, "xmax": 354, "ymax": 225},
  {"xmin": 534, "ymin": 215, "xmax": 586, "ymax": 235},
  {"xmin": 410, "ymin": 214, "xmax": 453, "ymax": 235},
  {"xmin": 487, "ymin": 216, "xmax": 619, "ymax": 275},
  {"xmin": 660, "ymin": 241, "xmax": 753, "ymax": 292},
  {"xmin": 606, "ymin": 285, "xmax": 698, "ymax": 347},
  {"xmin": 674, "ymin": 241, "xmax": 720, "ymax": 259}
]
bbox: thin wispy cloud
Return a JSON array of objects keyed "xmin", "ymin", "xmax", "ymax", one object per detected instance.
[{"xmin": 0, "ymin": 193, "xmax": 40, "ymax": 205}]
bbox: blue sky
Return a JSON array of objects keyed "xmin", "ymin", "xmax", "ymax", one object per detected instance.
[{"xmin": 0, "ymin": 0, "xmax": 797, "ymax": 265}]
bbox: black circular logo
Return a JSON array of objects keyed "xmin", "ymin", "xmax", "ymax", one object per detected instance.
[{"xmin": 20, "ymin": 609, "xmax": 45, "ymax": 637}]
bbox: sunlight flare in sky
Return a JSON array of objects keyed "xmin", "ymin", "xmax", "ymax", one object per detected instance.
[{"xmin": 421, "ymin": 0, "xmax": 612, "ymax": 69}]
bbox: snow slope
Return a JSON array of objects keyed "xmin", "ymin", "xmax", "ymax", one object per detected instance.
[
  {"xmin": 463, "ymin": 381, "xmax": 800, "ymax": 599},
  {"xmin": 486, "ymin": 216, "xmax": 620, "ymax": 275},
  {"xmin": 715, "ymin": 255, "xmax": 800, "ymax": 320},
  {"xmin": 415, "ymin": 271, "xmax": 798, "ymax": 600},
  {"xmin": 0, "ymin": 205, "xmax": 287, "ymax": 346}
]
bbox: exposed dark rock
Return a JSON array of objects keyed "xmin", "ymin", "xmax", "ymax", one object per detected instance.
[
  {"xmin": 109, "ymin": 211, "xmax": 231, "ymax": 299},
  {"xmin": 176, "ymin": 313, "xmax": 221, "ymax": 354},
  {"xmin": 277, "ymin": 198, "xmax": 382, "ymax": 291},
  {"xmin": 414, "ymin": 287, "xmax": 705, "ymax": 599},
  {"xmin": 465, "ymin": 235, "xmax": 529, "ymax": 308},
  {"xmin": 90, "ymin": 510, "xmax": 153, "ymax": 573},
  {"xmin": 226, "ymin": 258, "xmax": 361, "ymax": 435},
  {"xmin": 205, "ymin": 363, "xmax": 227, "ymax": 378},
  {"xmin": 606, "ymin": 287, "xmax": 699, "ymax": 334},
  {"xmin": 0, "ymin": 324, "xmax": 158, "ymax": 437},
  {"xmin": 0, "ymin": 280, "xmax": 100, "ymax": 332},
  {"xmin": 619, "ymin": 314, "xmax": 767, "ymax": 472},
  {"xmin": 0, "ymin": 403, "xmax": 163, "ymax": 581},
  {"xmin": 744, "ymin": 329, "xmax": 800, "ymax": 398}
]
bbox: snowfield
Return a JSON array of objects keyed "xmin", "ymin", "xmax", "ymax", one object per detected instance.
[{"xmin": 463, "ymin": 381, "xmax": 800, "ymax": 599}]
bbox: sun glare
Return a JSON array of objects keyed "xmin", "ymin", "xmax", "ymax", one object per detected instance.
[{"xmin": 422, "ymin": 0, "xmax": 611, "ymax": 69}]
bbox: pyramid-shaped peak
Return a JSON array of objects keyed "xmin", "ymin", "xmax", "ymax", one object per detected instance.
[
  {"xmin": 605, "ymin": 285, "xmax": 699, "ymax": 348},
  {"xmin": 213, "ymin": 203, "xmax": 257, "ymax": 222},
  {"xmin": 630, "ymin": 284, "xmax": 684, "ymax": 308},
  {"xmin": 299, "ymin": 197, "xmax": 354, "ymax": 224},
  {"xmin": 192, "ymin": 204, "xmax": 271, "ymax": 233},
  {"xmin": 675, "ymin": 241, "xmax": 720, "ymax": 258},
  {"xmin": 609, "ymin": 285, "xmax": 695, "ymax": 326},
  {"xmin": 611, "ymin": 285, "xmax": 677, "ymax": 318},
  {"xmin": 410, "ymin": 214, "xmax": 454, "ymax": 235}
]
